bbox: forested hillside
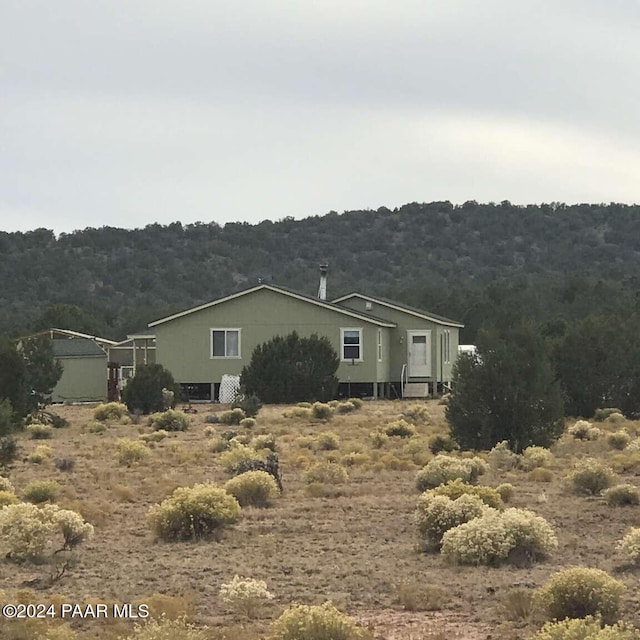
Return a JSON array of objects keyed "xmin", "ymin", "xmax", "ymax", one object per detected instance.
[{"xmin": 2, "ymin": 201, "xmax": 640, "ymax": 341}]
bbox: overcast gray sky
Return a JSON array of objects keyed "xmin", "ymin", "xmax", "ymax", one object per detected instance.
[{"xmin": 2, "ymin": 1, "xmax": 639, "ymax": 234}]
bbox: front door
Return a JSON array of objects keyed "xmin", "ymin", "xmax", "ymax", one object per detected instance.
[{"xmin": 407, "ymin": 331, "xmax": 431, "ymax": 377}]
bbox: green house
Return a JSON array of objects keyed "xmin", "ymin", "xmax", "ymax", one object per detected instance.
[{"xmin": 148, "ymin": 284, "xmax": 463, "ymax": 401}]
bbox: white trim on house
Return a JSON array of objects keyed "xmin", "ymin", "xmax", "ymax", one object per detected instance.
[
  {"xmin": 148, "ymin": 284, "xmax": 396, "ymax": 328},
  {"xmin": 210, "ymin": 328, "xmax": 242, "ymax": 359},
  {"xmin": 341, "ymin": 327, "xmax": 363, "ymax": 362},
  {"xmin": 332, "ymin": 293, "xmax": 464, "ymax": 328}
]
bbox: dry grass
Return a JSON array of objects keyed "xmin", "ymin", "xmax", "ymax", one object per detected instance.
[{"xmin": 1, "ymin": 401, "xmax": 640, "ymax": 639}]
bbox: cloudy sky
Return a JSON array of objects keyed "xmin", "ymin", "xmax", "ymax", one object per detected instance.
[{"xmin": 2, "ymin": 1, "xmax": 639, "ymax": 234}]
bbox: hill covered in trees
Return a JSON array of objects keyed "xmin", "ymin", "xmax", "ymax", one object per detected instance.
[{"xmin": 2, "ymin": 201, "xmax": 640, "ymax": 341}]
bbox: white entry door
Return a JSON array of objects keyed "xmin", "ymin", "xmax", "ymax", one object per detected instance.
[{"xmin": 407, "ymin": 331, "xmax": 431, "ymax": 377}]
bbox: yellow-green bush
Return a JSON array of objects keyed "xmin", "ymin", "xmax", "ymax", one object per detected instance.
[
  {"xmin": 252, "ymin": 434, "xmax": 277, "ymax": 452},
  {"xmin": 26, "ymin": 423, "xmax": 54, "ymax": 440},
  {"xmin": 428, "ymin": 478, "xmax": 503, "ymax": 508},
  {"xmin": 149, "ymin": 410, "xmax": 189, "ymax": 432},
  {"xmin": 336, "ymin": 401, "xmax": 356, "ymax": 414},
  {"xmin": 489, "ymin": 440, "xmax": 519, "ymax": 471},
  {"xmin": 569, "ymin": 458, "xmax": 615, "ymax": 495},
  {"xmin": 568, "ymin": 420, "xmax": 601, "ymax": 440},
  {"xmin": 496, "ymin": 483, "xmax": 515, "ymax": 503},
  {"xmin": 604, "ymin": 484, "xmax": 640, "ymax": 507},
  {"xmin": 416, "ymin": 454, "xmax": 488, "ymax": 491},
  {"xmin": 311, "ymin": 402, "xmax": 333, "ymax": 420},
  {"xmin": 121, "ymin": 617, "xmax": 209, "ymax": 640},
  {"xmin": 607, "ymin": 431, "xmax": 631, "ymax": 450},
  {"xmin": 0, "ymin": 490, "xmax": 18, "ymax": 507},
  {"xmin": 269, "ymin": 602, "xmax": 365, "ymax": 640},
  {"xmin": 402, "ymin": 404, "xmax": 431, "ymax": 424},
  {"xmin": 520, "ymin": 446, "xmax": 553, "ymax": 471},
  {"xmin": 304, "ymin": 462, "xmax": 349, "ymax": 485},
  {"xmin": 617, "ymin": 527, "xmax": 640, "ymax": 565},
  {"xmin": 224, "ymin": 471, "xmax": 280, "ymax": 507},
  {"xmin": 139, "ymin": 430, "xmax": 169, "ymax": 443},
  {"xmin": 369, "ymin": 430, "xmax": 389, "ymax": 448},
  {"xmin": 147, "ymin": 483, "xmax": 241, "ymax": 541},
  {"xmin": 239, "ymin": 417, "xmax": 256, "ymax": 428},
  {"xmin": 94, "ymin": 402, "xmax": 128, "ymax": 421},
  {"xmin": 28, "ymin": 444, "xmax": 53, "ymax": 464},
  {"xmin": 535, "ymin": 567, "xmax": 626, "ymax": 625},
  {"xmin": 414, "ymin": 493, "xmax": 488, "ymax": 549},
  {"xmin": 529, "ymin": 616, "xmax": 640, "ymax": 640},
  {"xmin": 218, "ymin": 442, "xmax": 263, "ymax": 473},
  {"xmin": 385, "ymin": 418, "xmax": 416, "ymax": 438},
  {"xmin": 0, "ymin": 475, "xmax": 14, "ymax": 493},
  {"xmin": 24, "ymin": 480, "xmax": 60, "ymax": 504},
  {"xmin": 441, "ymin": 508, "xmax": 557, "ymax": 566},
  {"xmin": 116, "ymin": 439, "xmax": 150, "ymax": 466},
  {"xmin": 315, "ymin": 431, "xmax": 341, "ymax": 451},
  {"xmin": 594, "ymin": 408, "xmax": 623, "ymax": 422},
  {"xmin": 347, "ymin": 397, "xmax": 363, "ymax": 409},
  {"xmin": 219, "ymin": 408, "xmax": 246, "ymax": 425},
  {"xmin": 529, "ymin": 468, "xmax": 554, "ymax": 482}
]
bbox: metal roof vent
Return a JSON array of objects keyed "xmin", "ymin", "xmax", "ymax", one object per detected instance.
[{"xmin": 318, "ymin": 264, "xmax": 328, "ymax": 300}]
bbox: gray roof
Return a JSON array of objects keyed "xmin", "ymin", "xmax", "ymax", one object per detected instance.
[{"xmin": 52, "ymin": 338, "xmax": 107, "ymax": 358}]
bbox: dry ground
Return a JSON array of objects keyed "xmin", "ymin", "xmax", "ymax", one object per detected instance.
[{"xmin": 1, "ymin": 400, "xmax": 640, "ymax": 639}]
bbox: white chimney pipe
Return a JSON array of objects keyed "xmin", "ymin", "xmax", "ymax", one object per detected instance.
[{"xmin": 318, "ymin": 264, "xmax": 328, "ymax": 300}]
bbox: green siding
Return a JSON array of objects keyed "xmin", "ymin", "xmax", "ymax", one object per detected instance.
[
  {"xmin": 154, "ymin": 288, "xmax": 389, "ymax": 387},
  {"xmin": 336, "ymin": 296, "xmax": 460, "ymax": 384},
  {"xmin": 53, "ymin": 356, "xmax": 107, "ymax": 403}
]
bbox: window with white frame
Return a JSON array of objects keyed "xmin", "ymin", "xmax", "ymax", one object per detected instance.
[
  {"xmin": 377, "ymin": 329, "xmax": 382, "ymax": 362},
  {"xmin": 211, "ymin": 329, "xmax": 240, "ymax": 358},
  {"xmin": 341, "ymin": 328, "xmax": 363, "ymax": 361}
]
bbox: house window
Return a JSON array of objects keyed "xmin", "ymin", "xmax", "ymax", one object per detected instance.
[
  {"xmin": 341, "ymin": 328, "xmax": 362, "ymax": 361},
  {"xmin": 377, "ymin": 329, "xmax": 382, "ymax": 362},
  {"xmin": 211, "ymin": 329, "xmax": 240, "ymax": 358},
  {"xmin": 443, "ymin": 330, "xmax": 451, "ymax": 364}
]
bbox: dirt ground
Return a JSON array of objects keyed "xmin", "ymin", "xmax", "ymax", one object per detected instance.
[{"xmin": 1, "ymin": 401, "xmax": 640, "ymax": 639}]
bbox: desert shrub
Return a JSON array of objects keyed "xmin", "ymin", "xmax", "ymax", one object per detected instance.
[
  {"xmin": 535, "ymin": 567, "xmax": 626, "ymax": 625},
  {"xmin": 617, "ymin": 527, "xmax": 640, "ymax": 565},
  {"xmin": 569, "ymin": 458, "xmax": 615, "ymax": 495},
  {"xmin": 269, "ymin": 601, "xmax": 365, "ymax": 640},
  {"xmin": 494, "ymin": 482, "xmax": 514, "ymax": 502},
  {"xmin": 529, "ymin": 468, "xmax": 554, "ymax": 482},
  {"xmin": 568, "ymin": 420, "xmax": 601, "ymax": 440},
  {"xmin": 311, "ymin": 402, "xmax": 333, "ymax": 420},
  {"xmin": 297, "ymin": 401, "xmax": 312, "ymax": 408},
  {"xmin": 428, "ymin": 478, "xmax": 503, "ymax": 508},
  {"xmin": 149, "ymin": 409, "xmax": 189, "ymax": 432},
  {"xmin": 520, "ymin": 446, "xmax": 553, "ymax": 471},
  {"xmin": 24, "ymin": 480, "xmax": 60, "ymax": 503},
  {"xmin": 224, "ymin": 471, "xmax": 280, "ymax": 507},
  {"xmin": 607, "ymin": 412, "xmax": 626, "ymax": 424},
  {"xmin": 605, "ymin": 484, "xmax": 640, "ymax": 506},
  {"xmin": 116, "ymin": 439, "xmax": 150, "ymax": 466},
  {"xmin": 252, "ymin": 434, "xmax": 277, "ymax": 452},
  {"xmin": 441, "ymin": 508, "xmax": 557, "ymax": 566},
  {"xmin": 209, "ymin": 437, "xmax": 230, "ymax": 453},
  {"xmin": 347, "ymin": 397, "xmax": 363, "ymax": 409},
  {"xmin": 0, "ymin": 503, "xmax": 92, "ymax": 560},
  {"xmin": 54, "ymin": 457, "xmax": 75, "ymax": 472},
  {"xmin": 336, "ymin": 401, "xmax": 356, "ymax": 414},
  {"xmin": 122, "ymin": 617, "xmax": 209, "ymax": 640},
  {"xmin": 28, "ymin": 444, "xmax": 53, "ymax": 463},
  {"xmin": 204, "ymin": 414, "xmax": 219, "ymax": 424},
  {"xmin": 530, "ymin": 616, "xmax": 640, "ymax": 640},
  {"xmin": 489, "ymin": 440, "xmax": 520, "ymax": 471},
  {"xmin": 148, "ymin": 483, "xmax": 241, "ymax": 541},
  {"xmin": 139, "ymin": 430, "xmax": 170, "ymax": 444},
  {"xmin": 232, "ymin": 393, "xmax": 263, "ymax": 418},
  {"xmin": 369, "ymin": 430, "xmax": 389, "ymax": 448},
  {"xmin": 94, "ymin": 402, "xmax": 129, "ymax": 421},
  {"xmin": 0, "ymin": 490, "xmax": 18, "ymax": 507},
  {"xmin": 219, "ymin": 574, "xmax": 274, "ymax": 618},
  {"xmin": 328, "ymin": 400, "xmax": 339, "ymax": 408},
  {"xmin": 218, "ymin": 442, "xmax": 263, "ymax": 474},
  {"xmin": 239, "ymin": 417, "xmax": 256, "ymax": 428},
  {"xmin": 416, "ymin": 454, "xmax": 488, "ymax": 491},
  {"xmin": 385, "ymin": 419, "xmax": 416, "ymax": 438},
  {"xmin": 26, "ymin": 423, "xmax": 54, "ymax": 439},
  {"xmin": 402, "ymin": 404, "xmax": 431, "ymax": 424},
  {"xmin": 122, "ymin": 364, "xmax": 180, "ymax": 414},
  {"xmin": 286, "ymin": 406, "xmax": 313, "ymax": 420},
  {"xmin": 316, "ymin": 432, "xmax": 340, "ymax": 451},
  {"xmin": 219, "ymin": 408, "xmax": 246, "ymax": 426},
  {"xmin": 428, "ymin": 433, "xmax": 458, "ymax": 454},
  {"xmin": 607, "ymin": 431, "xmax": 631, "ymax": 450},
  {"xmin": 392, "ymin": 580, "xmax": 448, "ymax": 611},
  {"xmin": 414, "ymin": 493, "xmax": 488, "ymax": 549},
  {"xmin": 0, "ymin": 475, "xmax": 14, "ymax": 492},
  {"xmin": 304, "ymin": 461, "xmax": 349, "ymax": 484},
  {"xmin": 594, "ymin": 408, "xmax": 624, "ymax": 422}
]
